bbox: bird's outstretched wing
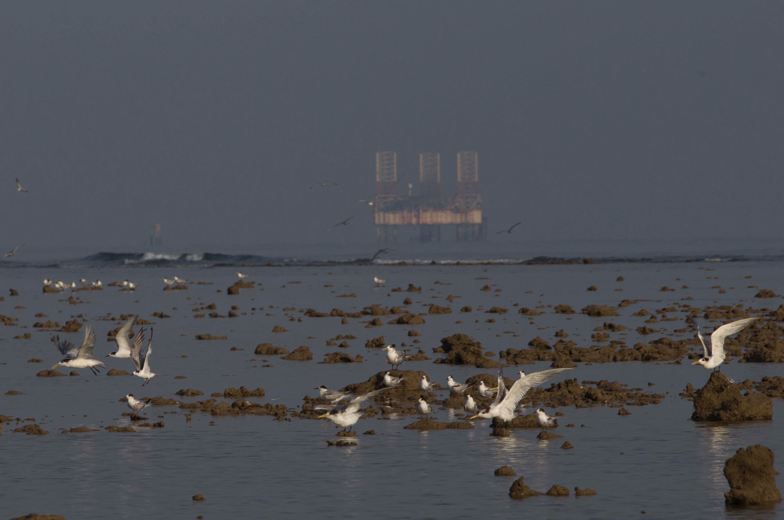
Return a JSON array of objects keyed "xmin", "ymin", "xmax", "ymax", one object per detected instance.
[
  {"xmin": 492, "ymin": 366, "xmax": 508, "ymax": 408},
  {"xmin": 115, "ymin": 316, "xmax": 137, "ymax": 356},
  {"xmin": 695, "ymin": 323, "xmax": 710, "ymax": 358},
  {"xmin": 498, "ymin": 368, "xmax": 573, "ymax": 416},
  {"xmin": 142, "ymin": 328, "xmax": 154, "ymax": 371},
  {"xmin": 343, "ymin": 386, "xmax": 393, "ymax": 414},
  {"xmin": 15, "ymin": 178, "xmax": 28, "ymax": 192},
  {"xmin": 75, "ymin": 326, "xmax": 97, "ymax": 359},
  {"xmin": 710, "ymin": 317, "xmax": 758, "ymax": 358},
  {"xmin": 53, "ymin": 335, "xmax": 78, "ymax": 359},
  {"xmin": 130, "ymin": 327, "xmax": 147, "ymax": 370}
]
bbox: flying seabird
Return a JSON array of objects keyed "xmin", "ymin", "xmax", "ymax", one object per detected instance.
[
  {"xmin": 496, "ymin": 222, "xmax": 522, "ymax": 235},
  {"xmin": 130, "ymin": 327, "xmax": 155, "ymax": 386},
  {"xmin": 692, "ymin": 317, "xmax": 758, "ymax": 372},
  {"xmin": 316, "ymin": 387, "xmax": 392, "ymax": 432},
  {"xmin": 15, "ymin": 178, "xmax": 28, "ymax": 192},
  {"xmin": 52, "ymin": 325, "xmax": 105, "ymax": 375},
  {"xmin": 109, "ymin": 316, "xmax": 138, "ymax": 358},
  {"xmin": 2, "ymin": 244, "xmax": 24, "ymax": 259},
  {"xmin": 371, "ymin": 248, "xmax": 395, "ymax": 261},
  {"xmin": 328, "ymin": 215, "xmax": 355, "ymax": 231},
  {"xmin": 470, "ymin": 367, "xmax": 573, "ymax": 422}
]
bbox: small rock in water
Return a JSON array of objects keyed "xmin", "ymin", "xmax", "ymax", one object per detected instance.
[{"xmin": 494, "ymin": 466, "xmax": 516, "ymax": 476}]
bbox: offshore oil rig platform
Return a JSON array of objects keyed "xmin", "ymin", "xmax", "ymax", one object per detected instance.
[{"xmin": 374, "ymin": 151, "xmax": 486, "ymax": 242}]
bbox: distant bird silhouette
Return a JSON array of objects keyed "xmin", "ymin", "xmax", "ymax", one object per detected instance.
[
  {"xmin": 497, "ymin": 222, "xmax": 521, "ymax": 235},
  {"xmin": 328, "ymin": 215, "xmax": 355, "ymax": 231},
  {"xmin": 371, "ymin": 248, "xmax": 395, "ymax": 261},
  {"xmin": 2, "ymin": 243, "xmax": 24, "ymax": 259},
  {"xmin": 15, "ymin": 178, "xmax": 28, "ymax": 192},
  {"xmin": 309, "ymin": 181, "xmax": 337, "ymax": 189}
]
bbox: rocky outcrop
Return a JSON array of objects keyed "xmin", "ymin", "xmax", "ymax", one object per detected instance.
[
  {"xmin": 282, "ymin": 346, "xmax": 313, "ymax": 361},
  {"xmin": 691, "ymin": 372, "xmax": 772, "ymax": 422},
  {"xmin": 254, "ymin": 343, "xmax": 289, "ymax": 355},
  {"xmin": 433, "ymin": 333, "xmax": 499, "ymax": 368},
  {"xmin": 724, "ymin": 445, "xmax": 781, "ymax": 505},
  {"xmin": 509, "ymin": 476, "xmax": 542, "ymax": 499}
]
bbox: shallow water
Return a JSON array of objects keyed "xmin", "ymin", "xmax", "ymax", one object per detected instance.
[{"xmin": 1, "ymin": 256, "xmax": 784, "ymax": 518}]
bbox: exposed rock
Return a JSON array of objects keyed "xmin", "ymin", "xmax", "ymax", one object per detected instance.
[
  {"xmin": 36, "ymin": 370, "xmax": 66, "ymax": 377},
  {"xmin": 106, "ymin": 369, "xmax": 129, "ymax": 376},
  {"xmin": 227, "ymin": 280, "xmax": 254, "ymax": 295},
  {"xmin": 211, "ymin": 387, "xmax": 265, "ymax": 398},
  {"xmin": 391, "ymin": 314, "xmax": 426, "ymax": 325},
  {"xmin": 509, "ymin": 476, "xmax": 542, "ymax": 499},
  {"xmin": 518, "ymin": 307, "xmax": 541, "ymax": 316},
  {"xmin": 433, "ymin": 333, "xmax": 499, "ymax": 368},
  {"xmin": 106, "ymin": 426, "xmax": 135, "ymax": 432},
  {"xmin": 14, "ymin": 333, "xmax": 32, "ymax": 339},
  {"xmin": 582, "ymin": 305, "xmax": 619, "ymax": 317},
  {"xmin": 404, "ymin": 420, "xmax": 474, "ymax": 430},
  {"xmin": 59, "ymin": 319, "xmax": 83, "ymax": 333},
  {"xmin": 33, "ymin": 320, "xmax": 60, "ymax": 328},
  {"xmin": 42, "ymin": 285, "xmax": 61, "ymax": 294},
  {"xmin": 537, "ymin": 431, "xmax": 564, "ymax": 440},
  {"xmin": 27, "ymin": 359, "xmax": 42, "ymax": 363},
  {"xmin": 494, "ymin": 466, "xmax": 516, "ymax": 476},
  {"xmin": 272, "ymin": 325, "xmax": 289, "ymax": 333},
  {"xmin": 63, "ymin": 427, "xmax": 99, "ymax": 433},
  {"xmin": 546, "ymin": 485, "xmax": 570, "ymax": 496},
  {"xmin": 364, "ymin": 304, "xmax": 390, "ymax": 316},
  {"xmin": 755, "ymin": 289, "xmax": 777, "ymax": 298},
  {"xmin": 428, "ymin": 304, "xmax": 452, "ymax": 315},
  {"xmin": 487, "ymin": 307, "xmax": 508, "ymax": 315},
  {"xmin": 176, "ymin": 389, "xmax": 204, "ymax": 397},
  {"xmin": 321, "ymin": 352, "xmax": 363, "ymax": 364},
  {"xmin": 724, "ymin": 445, "xmax": 781, "ymax": 505},
  {"xmin": 365, "ymin": 336, "xmax": 385, "ymax": 348},
  {"xmin": 254, "ymin": 343, "xmax": 289, "ymax": 355},
  {"xmin": 282, "ymin": 346, "xmax": 313, "ymax": 361},
  {"xmin": 554, "ymin": 305, "xmax": 575, "ymax": 314},
  {"xmin": 691, "ymin": 372, "xmax": 773, "ymax": 422},
  {"xmin": 5, "ymin": 390, "xmax": 23, "ymax": 395},
  {"xmin": 575, "ymin": 487, "xmax": 598, "ymax": 496},
  {"xmin": 326, "ymin": 440, "xmax": 357, "ymax": 446},
  {"xmin": 195, "ymin": 334, "xmax": 227, "ymax": 340},
  {"xmin": 193, "ymin": 494, "xmax": 206, "ymax": 501},
  {"xmin": 618, "ymin": 408, "xmax": 631, "ymax": 416},
  {"xmin": 561, "ymin": 441, "xmax": 574, "ymax": 449},
  {"xmin": 9, "ymin": 515, "xmax": 67, "ymax": 520},
  {"xmin": 14, "ymin": 424, "xmax": 49, "ymax": 435}
]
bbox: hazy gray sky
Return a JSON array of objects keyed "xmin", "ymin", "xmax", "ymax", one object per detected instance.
[{"xmin": 1, "ymin": 1, "xmax": 783, "ymax": 249}]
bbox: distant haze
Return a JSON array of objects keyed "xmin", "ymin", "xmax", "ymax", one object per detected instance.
[{"xmin": 1, "ymin": 1, "xmax": 782, "ymax": 250}]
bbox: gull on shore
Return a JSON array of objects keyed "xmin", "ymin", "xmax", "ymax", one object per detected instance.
[
  {"xmin": 447, "ymin": 376, "xmax": 470, "ymax": 394},
  {"xmin": 374, "ymin": 276, "xmax": 387, "ymax": 286},
  {"xmin": 383, "ymin": 345, "xmax": 407, "ymax": 369},
  {"xmin": 536, "ymin": 408, "xmax": 556, "ymax": 431},
  {"xmin": 693, "ymin": 317, "xmax": 758, "ymax": 372},
  {"xmin": 417, "ymin": 398, "xmax": 432, "ymax": 418},
  {"xmin": 131, "ymin": 327, "xmax": 155, "ymax": 386},
  {"xmin": 477, "ymin": 381, "xmax": 497, "ymax": 398},
  {"xmin": 470, "ymin": 367, "xmax": 573, "ymax": 422},
  {"xmin": 383, "ymin": 371, "xmax": 403, "ymax": 387},
  {"xmin": 315, "ymin": 386, "xmax": 351, "ymax": 403},
  {"xmin": 52, "ymin": 325, "xmax": 105, "ymax": 375},
  {"xmin": 420, "ymin": 375, "xmax": 437, "ymax": 392},
  {"xmin": 125, "ymin": 394, "xmax": 152, "ymax": 417},
  {"xmin": 316, "ymin": 387, "xmax": 392, "ymax": 432}
]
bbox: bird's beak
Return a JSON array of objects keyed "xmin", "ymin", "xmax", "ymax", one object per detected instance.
[
  {"xmin": 691, "ymin": 360, "xmax": 701, "ymax": 365},
  {"xmin": 52, "ymin": 363, "xmax": 61, "ymax": 369},
  {"xmin": 469, "ymin": 414, "xmax": 481, "ymax": 420},
  {"xmin": 491, "ymin": 387, "xmax": 498, "ymax": 391},
  {"xmin": 318, "ymin": 414, "xmax": 329, "ymax": 419}
]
